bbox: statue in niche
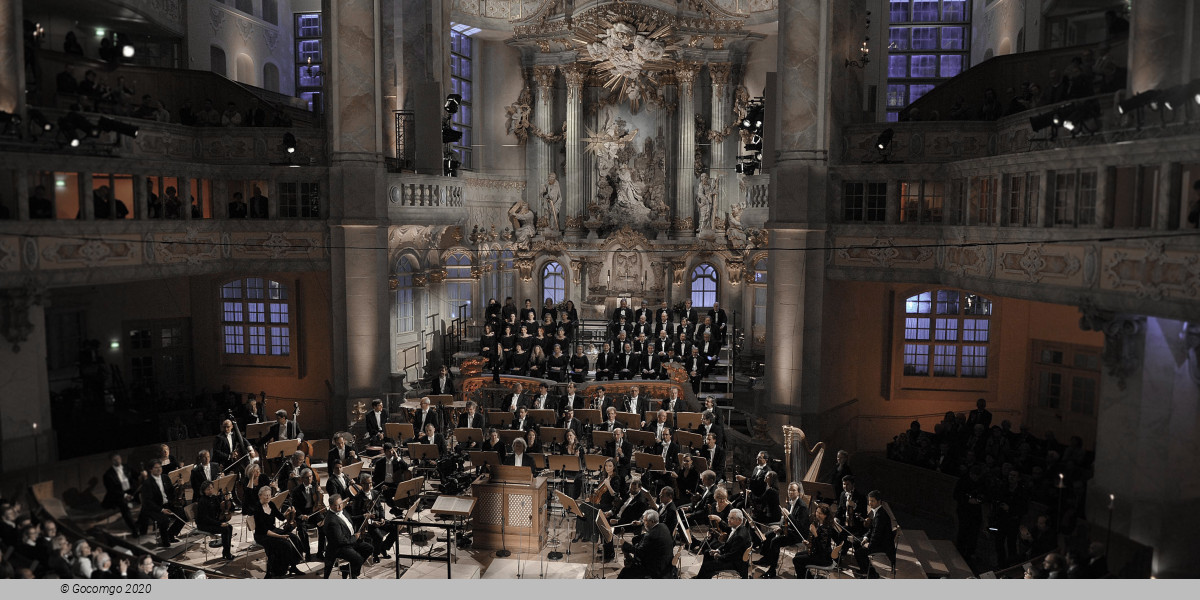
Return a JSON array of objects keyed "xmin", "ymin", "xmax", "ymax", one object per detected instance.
[
  {"xmin": 726, "ymin": 201, "xmax": 748, "ymax": 249},
  {"xmin": 585, "ymin": 114, "xmax": 639, "ymax": 175},
  {"xmin": 696, "ymin": 172, "xmax": 718, "ymax": 236},
  {"xmin": 613, "ymin": 163, "xmax": 652, "ymax": 226},
  {"xmin": 508, "ymin": 199, "xmax": 536, "ymax": 250},
  {"xmin": 541, "ymin": 172, "xmax": 562, "ymax": 235}
]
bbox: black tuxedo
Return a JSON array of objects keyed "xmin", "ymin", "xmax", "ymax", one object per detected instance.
[
  {"xmin": 325, "ymin": 472, "xmax": 352, "ymax": 498},
  {"xmin": 624, "ymin": 396, "xmax": 645, "ymax": 416},
  {"xmin": 372, "ymin": 455, "xmax": 410, "ymax": 487},
  {"xmin": 652, "ymin": 439, "xmax": 680, "ymax": 472},
  {"xmin": 190, "ymin": 462, "xmax": 218, "ymax": 496},
  {"xmin": 606, "ymin": 438, "xmax": 634, "ymax": 476},
  {"xmin": 655, "ymin": 321, "xmax": 677, "ymax": 339},
  {"xmin": 678, "ymin": 306, "xmax": 699, "ymax": 326},
  {"xmin": 327, "ymin": 444, "xmax": 357, "ymax": 466},
  {"xmin": 212, "ymin": 431, "xmax": 245, "ymax": 466},
  {"xmin": 856, "ymin": 506, "xmax": 896, "ymax": 574},
  {"xmin": 139, "ymin": 475, "xmax": 184, "ymax": 544},
  {"xmin": 503, "ymin": 392, "xmax": 528, "ymax": 414},
  {"xmin": 196, "ymin": 493, "xmax": 233, "ymax": 555},
  {"xmin": 412, "ymin": 408, "xmax": 441, "ymax": 435},
  {"xmin": 616, "ymin": 352, "xmax": 637, "ymax": 379},
  {"xmin": 102, "ymin": 465, "xmax": 138, "ymax": 533},
  {"xmin": 707, "ymin": 308, "xmax": 729, "ymax": 342},
  {"xmin": 685, "ymin": 353, "xmax": 706, "ymax": 393},
  {"xmin": 595, "ymin": 351, "xmax": 617, "ymax": 380},
  {"xmin": 510, "ymin": 416, "xmax": 533, "ymax": 432},
  {"xmin": 363, "ymin": 410, "xmax": 388, "ymax": 440},
  {"xmin": 503, "ymin": 452, "xmax": 538, "ymax": 476},
  {"xmin": 697, "ymin": 422, "xmax": 726, "ymax": 448},
  {"xmin": 457, "ymin": 412, "xmax": 485, "ymax": 430},
  {"xmin": 619, "ymin": 522, "xmax": 674, "ymax": 578},
  {"xmin": 696, "ymin": 525, "xmax": 752, "ymax": 578},
  {"xmin": 700, "ymin": 338, "xmax": 721, "ymax": 367},
  {"xmin": 702, "ymin": 444, "xmax": 726, "ymax": 476},
  {"xmin": 266, "ymin": 421, "xmax": 301, "ymax": 444},
  {"xmin": 559, "ymin": 416, "xmax": 584, "ymax": 440},
  {"xmin": 323, "ymin": 511, "xmax": 374, "ymax": 578},
  {"xmin": 758, "ymin": 496, "xmax": 809, "ymax": 574},
  {"xmin": 641, "ymin": 353, "xmax": 666, "ymax": 379},
  {"xmin": 611, "ymin": 306, "xmax": 632, "ymax": 323},
  {"xmin": 653, "ymin": 336, "xmax": 673, "ymax": 355},
  {"xmin": 632, "ymin": 321, "xmax": 653, "ymax": 338},
  {"xmin": 431, "ymin": 376, "xmax": 454, "ymax": 395},
  {"xmin": 560, "ymin": 394, "xmax": 585, "ymax": 412},
  {"xmin": 837, "ymin": 489, "xmax": 868, "ymax": 534},
  {"xmin": 529, "ymin": 393, "xmax": 556, "ymax": 412}
]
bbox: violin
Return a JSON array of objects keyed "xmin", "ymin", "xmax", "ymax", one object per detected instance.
[{"xmin": 591, "ymin": 473, "xmax": 617, "ymax": 504}]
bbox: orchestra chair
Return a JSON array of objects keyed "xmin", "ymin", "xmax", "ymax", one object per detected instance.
[
  {"xmin": 777, "ymin": 542, "xmax": 806, "ymax": 578},
  {"xmin": 323, "ymin": 554, "xmax": 352, "ymax": 579},
  {"xmin": 182, "ymin": 503, "xmax": 221, "ymax": 562},
  {"xmin": 713, "ymin": 546, "xmax": 752, "ymax": 579},
  {"xmin": 805, "ymin": 541, "xmax": 846, "ymax": 579}
]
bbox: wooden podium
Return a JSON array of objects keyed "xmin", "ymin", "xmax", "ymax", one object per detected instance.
[{"xmin": 470, "ymin": 470, "xmax": 548, "ymax": 552}]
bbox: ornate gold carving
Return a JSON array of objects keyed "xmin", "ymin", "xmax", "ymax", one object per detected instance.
[
  {"xmin": 565, "ymin": 215, "xmax": 584, "ymax": 229},
  {"xmin": 570, "ymin": 259, "xmax": 585, "ymax": 284},
  {"xmin": 708, "ymin": 62, "xmax": 732, "ymax": 87},
  {"xmin": 675, "ymin": 62, "xmax": 701, "ymax": 88},
  {"xmin": 413, "ymin": 272, "xmax": 428, "ymax": 287},
  {"xmin": 427, "ymin": 268, "xmax": 447, "ymax": 284},
  {"xmin": 673, "ymin": 217, "xmax": 695, "ymax": 231},
  {"xmin": 515, "ymin": 257, "xmax": 535, "ymax": 282},
  {"xmin": 532, "ymin": 65, "xmax": 558, "ymax": 92},
  {"xmin": 726, "ymin": 258, "xmax": 743, "ymax": 285},
  {"xmin": 563, "ymin": 64, "xmax": 589, "ymax": 102},
  {"xmin": 536, "ymin": 39, "xmax": 551, "ymax": 52}
]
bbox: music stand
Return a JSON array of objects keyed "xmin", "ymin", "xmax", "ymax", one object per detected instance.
[
  {"xmin": 392, "ymin": 476, "xmax": 425, "ymax": 503},
  {"xmin": 676, "ymin": 412, "xmax": 703, "ymax": 431},
  {"xmin": 308, "ymin": 439, "xmax": 331, "ymax": 463},
  {"xmin": 644, "ymin": 410, "xmax": 659, "ymax": 425},
  {"xmin": 584, "ymin": 454, "xmax": 609, "ymax": 472},
  {"xmin": 498, "ymin": 429, "xmax": 526, "ymax": 446},
  {"xmin": 591, "ymin": 430, "xmax": 615, "ymax": 449},
  {"xmin": 576, "ymin": 409, "xmax": 603, "ymax": 427},
  {"xmin": 214, "ymin": 473, "xmax": 238, "ymax": 495},
  {"xmin": 554, "ymin": 490, "xmax": 584, "ymax": 560},
  {"xmin": 486, "ymin": 410, "xmax": 512, "ymax": 428},
  {"xmin": 691, "ymin": 455, "xmax": 709, "ymax": 473},
  {"xmin": 408, "ymin": 443, "xmax": 440, "ymax": 463},
  {"xmin": 269, "ymin": 489, "xmax": 289, "ymax": 510},
  {"xmin": 617, "ymin": 411, "xmax": 642, "ymax": 429},
  {"xmin": 168, "ymin": 465, "xmax": 192, "ymax": 489},
  {"xmin": 467, "ymin": 451, "xmax": 501, "ymax": 472},
  {"xmin": 265, "ymin": 439, "xmax": 300, "ymax": 460},
  {"xmin": 634, "ymin": 452, "xmax": 666, "ymax": 473},
  {"xmin": 548, "ymin": 454, "xmax": 580, "ymax": 474},
  {"xmin": 342, "ymin": 460, "xmax": 365, "ymax": 480},
  {"xmin": 674, "ymin": 431, "xmax": 703, "ymax": 451},
  {"xmin": 246, "ymin": 422, "xmax": 273, "ymax": 441},
  {"xmin": 529, "ymin": 453, "xmax": 547, "ymax": 469},
  {"xmin": 427, "ymin": 395, "xmax": 454, "ymax": 406},
  {"xmin": 454, "ymin": 427, "xmax": 483, "ymax": 447},
  {"xmin": 626, "ymin": 430, "xmax": 656, "ymax": 449},
  {"xmin": 540, "ymin": 427, "xmax": 567, "ymax": 446},
  {"xmin": 596, "ymin": 509, "xmax": 615, "ymax": 545},
  {"xmin": 527, "ymin": 409, "xmax": 557, "ymax": 427},
  {"xmin": 491, "ymin": 465, "xmax": 534, "ymax": 484},
  {"xmin": 385, "ymin": 423, "xmax": 414, "ymax": 442}
]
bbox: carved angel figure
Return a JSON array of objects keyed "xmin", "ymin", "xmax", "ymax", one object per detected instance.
[
  {"xmin": 508, "ymin": 199, "xmax": 536, "ymax": 249},
  {"xmin": 541, "ymin": 172, "xmax": 562, "ymax": 233}
]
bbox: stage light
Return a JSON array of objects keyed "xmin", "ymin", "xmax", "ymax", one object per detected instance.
[
  {"xmin": 122, "ymin": 44, "xmax": 135, "ymax": 58},
  {"xmin": 442, "ymin": 123, "xmax": 463, "ymax": 144},
  {"xmin": 58, "ymin": 112, "xmax": 99, "ymax": 146},
  {"xmin": 443, "ymin": 156, "xmax": 461, "ymax": 177},
  {"xmin": 875, "ymin": 128, "xmax": 894, "ymax": 151},
  {"xmin": 444, "ymin": 93, "xmax": 462, "ymax": 114},
  {"xmin": 283, "ymin": 132, "xmax": 297, "ymax": 153},
  {"xmin": 98, "ymin": 116, "xmax": 139, "ymax": 138}
]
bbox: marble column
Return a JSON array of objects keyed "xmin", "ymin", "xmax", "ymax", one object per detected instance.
[
  {"xmin": 564, "ymin": 64, "xmax": 587, "ymax": 235},
  {"xmin": 0, "ymin": 0, "xmax": 25, "ymax": 114},
  {"xmin": 1129, "ymin": 0, "xmax": 1191, "ymax": 93},
  {"xmin": 766, "ymin": 0, "xmax": 831, "ymax": 434},
  {"xmin": 675, "ymin": 64, "xmax": 700, "ymax": 235},
  {"xmin": 531, "ymin": 65, "xmax": 557, "ymax": 213},
  {"xmin": 708, "ymin": 62, "xmax": 733, "ymax": 231},
  {"xmin": 324, "ymin": 0, "xmax": 390, "ymax": 422},
  {"xmin": 1083, "ymin": 313, "xmax": 1200, "ymax": 578}
]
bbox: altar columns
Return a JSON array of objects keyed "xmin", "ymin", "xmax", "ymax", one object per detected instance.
[
  {"xmin": 564, "ymin": 65, "xmax": 587, "ymax": 234},
  {"xmin": 0, "ymin": 0, "xmax": 25, "ymax": 115},
  {"xmin": 708, "ymin": 62, "xmax": 733, "ymax": 231},
  {"xmin": 531, "ymin": 65, "xmax": 558, "ymax": 211},
  {"xmin": 675, "ymin": 64, "xmax": 700, "ymax": 235}
]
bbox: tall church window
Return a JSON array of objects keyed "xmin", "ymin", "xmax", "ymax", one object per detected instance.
[
  {"xmin": 396, "ymin": 256, "xmax": 415, "ymax": 334},
  {"xmin": 690, "ymin": 263, "xmax": 718, "ymax": 308},
  {"xmin": 450, "ymin": 23, "xmax": 477, "ymax": 169},
  {"xmin": 886, "ymin": 0, "xmax": 970, "ymax": 121},
  {"xmin": 221, "ymin": 278, "xmax": 291, "ymax": 357},
  {"xmin": 446, "ymin": 252, "xmax": 472, "ymax": 319},
  {"xmin": 542, "ymin": 261, "xmax": 565, "ymax": 304},
  {"xmin": 902, "ymin": 289, "xmax": 992, "ymax": 378}
]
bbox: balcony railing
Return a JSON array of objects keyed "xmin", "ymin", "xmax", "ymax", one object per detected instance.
[{"xmin": 388, "ymin": 174, "xmax": 464, "ymax": 208}]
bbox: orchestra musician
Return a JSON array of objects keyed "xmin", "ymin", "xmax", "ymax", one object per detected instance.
[
  {"xmin": 825, "ymin": 449, "xmax": 853, "ymax": 487},
  {"xmin": 265, "ymin": 409, "xmax": 301, "ymax": 445},
  {"xmin": 557, "ymin": 429, "xmax": 586, "ymax": 498},
  {"xmin": 560, "ymin": 382, "xmax": 584, "ymax": 413},
  {"xmin": 372, "ymin": 443, "xmax": 410, "ymax": 509},
  {"xmin": 559, "ymin": 407, "xmax": 584, "ymax": 442},
  {"xmin": 412, "ymin": 397, "xmax": 441, "ymax": 435},
  {"xmin": 195, "ymin": 481, "xmax": 235, "ymax": 561},
  {"xmin": 701, "ymin": 432, "xmax": 726, "ymax": 477},
  {"xmin": 792, "ymin": 503, "xmax": 843, "ymax": 576},
  {"xmin": 706, "ymin": 487, "xmax": 734, "ymax": 538},
  {"xmin": 364, "ymin": 399, "xmax": 388, "ymax": 444},
  {"xmin": 624, "ymin": 386, "xmax": 645, "ymax": 416},
  {"xmin": 696, "ymin": 410, "xmax": 725, "ymax": 447},
  {"xmin": 251, "ymin": 486, "xmax": 303, "ymax": 578},
  {"xmin": 617, "ymin": 509, "xmax": 674, "ymax": 579},
  {"xmin": 431, "ymin": 364, "xmax": 454, "ymax": 395},
  {"xmin": 524, "ymin": 428, "xmax": 543, "ymax": 455},
  {"xmin": 750, "ymin": 471, "xmax": 782, "ymax": 525},
  {"xmin": 190, "ymin": 450, "xmax": 218, "ymax": 498},
  {"xmin": 213, "ymin": 419, "xmax": 246, "ymax": 468},
  {"xmin": 503, "ymin": 438, "xmax": 537, "ymax": 476},
  {"xmin": 101, "ymin": 453, "xmax": 139, "ymax": 535},
  {"xmin": 604, "ymin": 476, "xmax": 653, "ymax": 562},
  {"xmin": 503, "ymin": 383, "xmax": 528, "ymax": 415},
  {"xmin": 328, "ymin": 433, "xmax": 358, "ymax": 466},
  {"xmin": 655, "ymin": 486, "xmax": 679, "ymax": 538},
  {"xmin": 685, "ymin": 470, "xmax": 719, "ymax": 522},
  {"xmin": 530, "ymin": 383, "xmax": 555, "ymax": 412},
  {"xmin": 286, "ymin": 468, "xmax": 325, "ymax": 562},
  {"xmin": 650, "ymin": 428, "xmax": 680, "ymax": 491},
  {"xmin": 138, "ymin": 460, "xmax": 185, "ymax": 547},
  {"xmin": 606, "ymin": 428, "xmax": 633, "ymax": 479},
  {"xmin": 836, "ymin": 475, "xmax": 868, "ymax": 537},
  {"xmin": 322, "ymin": 494, "xmax": 376, "ymax": 579},
  {"xmin": 410, "ymin": 422, "xmax": 444, "ymax": 452},
  {"xmin": 576, "ymin": 458, "xmax": 624, "ymax": 545},
  {"xmin": 349, "ymin": 474, "xmax": 393, "ymax": 563},
  {"xmin": 325, "ymin": 460, "xmax": 352, "ymax": 499},
  {"xmin": 671, "ymin": 453, "xmax": 700, "ymax": 506},
  {"xmin": 240, "ymin": 394, "xmax": 267, "ymax": 425},
  {"xmin": 854, "ymin": 490, "xmax": 896, "ymax": 577},
  {"xmin": 756, "ymin": 481, "xmax": 809, "ymax": 578},
  {"xmin": 693, "ymin": 508, "xmax": 752, "ymax": 579},
  {"xmin": 482, "ymin": 428, "xmax": 507, "ymax": 463},
  {"xmin": 510, "ymin": 407, "xmax": 533, "ymax": 432},
  {"xmin": 600, "ymin": 406, "xmax": 624, "ymax": 433},
  {"xmin": 457, "ymin": 400, "xmax": 485, "ymax": 431},
  {"xmin": 645, "ymin": 410, "xmax": 672, "ymax": 443},
  {"xmin": 276, "ymin": 451, "xmax": 307, "ymax": 491},
  {"xmin": 593, "ymin": 386, "xmax": 613, "ymax": 413},
  {"xmin": 242, "ymin": 462, "xmax": 274, "ymax": 514},
  {"xmin": 155, "ymin": 443, "xmax": 179, "ymax": 474},
  {"xmin": 736, "ymin": 451, "xmax": 772, "ymax": 496}
]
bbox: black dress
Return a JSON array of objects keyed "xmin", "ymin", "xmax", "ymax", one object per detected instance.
[{"xmin": 252, "ymin": 501, "xmax": 302, "ymax": 577}]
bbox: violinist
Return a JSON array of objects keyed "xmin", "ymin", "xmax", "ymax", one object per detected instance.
[
  {"xmin": 706, "ymin": 487, "xmax": 734, "ymax": 538},
  {"xmin": 138, "ymin": 459, "xmax": 185, "ymax": 547},
  {"xmin": 670, "ymin": 453, "xmax": 700, "ymax": 506},
  {"xmin": 190, "ymin": 450, "xmax": 218, "ymax": 498},
  {"xmin": 756, "ymin": 481, "xmax": 809, "ymax": 578},
  {"xmin": 684, "ymin": 469, "xmax": 718, "ymax": 521},
  {"xmin": 363, "ymin": 399, "xmax": 388, "ymax": 444},
  {"xmin": 155, "ymin": 443, "xmax": 180, "ymax": 474},
  {"xmin": 327, "ymin": 432, "xmax": 358, "ymax": 466},
  {"xmin": 325, "ymin": 459, "xmax": 352, "ymax": 499},
  {"xmin": 213, "ymin": 419, "xmax": 246, "ymax": 469},
  {"xmin": 557, "ymin": 428, "xmax": 585, "ymax": 498},
  {"xmin": 836, "ymin": 475, "xmax": 867, "ymax": 537},
  {"xmin": 749, "ymin": 471, "xmax": 782, "ymax": 525},
  {"xmin": 576, "ymin": 458, "xmax": 624, "ymax": 545},
  {"xmin": 853, "ymin": 490, "xmax": 895, "ymax": 577},
  {"xmin": 702, "ymin": 432, "xmax": 726, "ymax": 476},
  {"xmin": 372, "ymin": 443, "xmax": 410, "ymax": 510},
  {"xmin": 524, "ymin": 428, "xmax": 543, "ymax": 455},
  {"xmin": 251, "ymin": 486, "xmax": 302, "ymax": 578},
  {"xmin": 619, "ymin": 508, "xmax": 674, "ymax": 579},
  {"xmin": 350, "ymin": 473, "xmax": 393, "ymax": 562},
  {"xmin": 607, "ymin": 428, "xmax": 633, "ymax": 479},
  {"xmin": 656, "ymin": 486, "xmax": 679, "ymax": 537},
  {"xmin": 605, "ymin": 476, "xmax": 653, "ymax": 562},
  {"xmin": 195, "ymin": 481, "xmax": 234, "ymax": 560},
  {"xmin": 276, "ymin": 451, "xmax": 306, "ymax": 491},
  {"xmin": 286, "ymin": 468, "xmax": 325, "ymax": 562},
  {"xmin": 323, "ymin": 494, "xmax": 375, "ymax": 578},
  {"xmin": 792, "ymin": 503, "xmax": 842, "ymax": 576},
  {"xmin": 242, "ymin": 462, "xmax": 275, "ymax": 514},
  {"xmin": 693, "ymin": 508, "xmax": 751, "ymax": 579}
]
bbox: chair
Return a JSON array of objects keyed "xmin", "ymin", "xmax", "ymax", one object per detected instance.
[
  {"xmin": 713, "ymin": 546, "xmax": 752, "ymax": 579},
  {"xmin": 806, "ymin": 541, "xmax": 847, "ymax": 579},
  {"xmin": 182, "ymin": 503, "xmax": 220, "ymax": 562}
]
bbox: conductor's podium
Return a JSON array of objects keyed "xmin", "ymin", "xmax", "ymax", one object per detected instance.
[{"xmin": 470, "ymin": 467, "xmax": 549, "ymax": 552}]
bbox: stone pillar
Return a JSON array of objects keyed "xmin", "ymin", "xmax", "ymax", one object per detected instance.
[
  {"xmin": 708, "ymin": 62, "xmax": 733, "ymax": 230},
  {"xmin": 79, "ymin": 173, "xmax": 94, "ymax": 220},
  {"xmin": 1129, "ymin": 1, "xmax": 1191, "ymax": 93},
  {"xmin": 766, "ymin": 0, "xmax": 831, "ymax": 433},
  {"xmin": 324, "ymin": 0, "xmax": 390, "ymax": 423},
  {"xmin": 1082, "ymin": 311, "xmax": 1200, "ymax": 578},
  {"xmin": 0, "ymin": 0, "xmax": 25, "ymax": 115},
  {"xmin": 675, "ymin": 64, "xmax": 700, "ymax": 235},
  {"xmin": 15, "ymin": 169, "xmax": 29, "ymax": 220},
  {"xmin": 133, "ymin": 174, "xmax": 148, "ymax": 220},
  {"xmin": 531, "ymin": 65, "xmax": 557, "ymax": 213},
  {"xmin": 563, "ymin": 64, "xmax": 587, "ymax": 235},
  {"xmin": 212, "ymin": 179, "xmax": 229, "ymax": 219},
  {"xmin": 0, "ymin": 293, "xmax": 53, "ymax": 472}
]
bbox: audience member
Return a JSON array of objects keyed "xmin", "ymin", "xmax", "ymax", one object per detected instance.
[{"xmin": 63, "ymin": 31, "xmax": 84, "ymax": 55}]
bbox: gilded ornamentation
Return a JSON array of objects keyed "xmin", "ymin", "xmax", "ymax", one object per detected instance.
[
  {"xmin": 571, "ymin": 10, "xmax": 681, "ymax": 111},
  {"xmin": 515, "ymin": 257, "xmax": 535, "ymax": 282},
  {"xmin": 428, "ymin": 268, "xmax": 447, "ymax": 284}
]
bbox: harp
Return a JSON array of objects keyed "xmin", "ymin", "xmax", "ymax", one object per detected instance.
[{"xmin": 783, "ymin": 425, "xmax": 833, "ymax": 501}]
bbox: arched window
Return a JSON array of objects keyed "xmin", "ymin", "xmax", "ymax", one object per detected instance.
[
  {"xmin": 221, "ymin": 278, "xmax": 291, "ymax": 356},
  {"xmin": 446, "ymin": 252, "xmax": 472, "ymax": 319},
  {"xmin": 690, "ymin": 263, "xmax": 718, "ymax": 308},
  {"xmin": 262, "ymin": 0, "xmax": 279, "ymax": 25},
  {"xmin": 542, "ymin": 261, "xmax": 565, "ymax": 304},
  {"xmin": 262, "ymin": 63, "xmax": 280, "ymax": 93},
  {"xmin": 396, "ymin": 256, "xmax": 415, "ymax": 333},
  {"xmin": 235, "ymin": 53, "xmax": 255, "ymax": 85},
  {"xmin": 209, "ymin": 46, "xmax": 227, "ymax": 78},
  {"xmin": 902, "ymin": 289, "xmax": 992, "ymax": 378}
]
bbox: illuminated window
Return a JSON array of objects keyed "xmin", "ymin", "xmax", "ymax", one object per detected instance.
[
  {"xmin": 449, "ymin": 24, "xmax": 475, "ymax": 170},
  {"xmin": 901, "ymin": 290, "xmax": 992, "ymax": 378},
  {"xmin": 294, "ymin": 13, "xmax": 323, "ymax": 112},
  {"xmin": 542, "ymin": 261, "xmax": 565, "ymax": 304},
  {"xmin": 396, "ymin": 256, "xmax": 415, "ymax": 333},
  {"xmin": 221, "ymin": 278, "xmax": 291, "ymax": 356},
  {"xmin": 886, "ymin": 1, "xmax": 971, "ymax": 121},
  {"xmin": 690, "ymin": 263, "xmax": 718, "ymax": 308},
  {"xmin": 446, "ymin": 252, "xmax": 472, "ymax": 319}
]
